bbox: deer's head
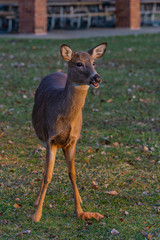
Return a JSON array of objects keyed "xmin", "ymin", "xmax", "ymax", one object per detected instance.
[{"xmin": 60, "ymin": 43, "xmax": 107, "ymax": 88}]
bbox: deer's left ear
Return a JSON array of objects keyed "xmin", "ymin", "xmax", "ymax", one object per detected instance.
[{"xmin": 88, "ymin": 42, "xmax": 107, "ymax": 59}]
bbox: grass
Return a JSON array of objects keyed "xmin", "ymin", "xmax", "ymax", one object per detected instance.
[{"xmin": 0, "ymin": 34, "xmax": 160, "ymax": 240}]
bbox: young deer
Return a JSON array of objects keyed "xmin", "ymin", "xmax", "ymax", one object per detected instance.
[{"xmin": 32, "ymin": 43, "xmax": 107, "ymax": 222}]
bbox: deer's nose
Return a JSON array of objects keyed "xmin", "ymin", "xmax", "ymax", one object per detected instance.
[{"xmin": 92, "ymin": 74, "xmax": 101, "ymax": 83}]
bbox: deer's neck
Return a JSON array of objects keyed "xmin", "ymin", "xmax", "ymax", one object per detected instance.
[{"xmin": 63, "ymin": 77, "xmax": 89, "ymax": 119}]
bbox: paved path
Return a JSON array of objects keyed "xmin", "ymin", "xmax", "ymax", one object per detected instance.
[{"xmin": 0, "ymin": 27, "xmax": 160, "ymax": 39}]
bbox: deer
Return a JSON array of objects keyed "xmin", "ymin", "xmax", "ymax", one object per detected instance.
[{"xmin": 32, "ymin": 42, "xmax": 107, "ymax": 222}]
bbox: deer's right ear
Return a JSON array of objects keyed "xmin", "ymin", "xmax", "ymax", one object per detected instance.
[{"xmin": 60, "ymin": 44, "xmax": 74, "ymax": 62}]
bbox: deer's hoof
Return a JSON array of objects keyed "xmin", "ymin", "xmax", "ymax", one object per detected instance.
[
  {"xmin": 78, "ymin": 212, "xmax": 104, "ymax": 221},
  {"xmin": 32, "ymin": 212, "xmax": 42, "ymax": 222}
]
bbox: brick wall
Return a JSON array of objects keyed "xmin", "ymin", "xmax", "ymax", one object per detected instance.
[
  {"xmin": 18, "ymin": 0, "xmax": 47, "ymax": 34},
  {"xmin": 116, "ymin": 0, "xmax": 140, "ymax": 29}
]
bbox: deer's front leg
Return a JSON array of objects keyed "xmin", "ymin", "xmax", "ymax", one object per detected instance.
[
  {"xmin": 32, "ymin": 143, "xmax": 57, "ymax": 222},
  {"xmin": 63, "ymin": 140, "xmax": 83, "ymax": 216},
  {"xmin": 63, "ymin": 141, "xmax": 103, "ymax": 221}
]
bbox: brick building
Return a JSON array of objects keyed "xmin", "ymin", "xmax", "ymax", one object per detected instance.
[{"xmin": 18, "ymin": 0, "xmax": 140, "ymax": 34}]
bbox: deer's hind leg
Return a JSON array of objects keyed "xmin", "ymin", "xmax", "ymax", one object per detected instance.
[
  {"xmin": 35, "ymin": 168, "xmax": 46, "ymax": 206},
  {"xmin": 35, "ymin": 143, "xmax": 47, "ymax": 206},
  {"xmin": 63, "ymin": 140, "xmax": 104, "ymax": 221},
  {"xmin": 32, "ymin": 143, "xmax": 57, "ymax": 222}
]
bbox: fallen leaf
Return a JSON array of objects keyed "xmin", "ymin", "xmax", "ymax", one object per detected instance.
[
  {"xmin": 92, "ymin": 108, "xmax": 99, "ymax": 112},
  {"xmin": 8, "ymin": 140, "xmax": 14, "ymax": 144},
  {"xmin": 22, "ymin": 230, "xmax": 31, "ymax": 234},
  {"xmin": 106, "ymin": 190, "xmax": 118, "ymax": 195},
  {"xmin": 121, "ymin": 210, "xmax": 129, "ymax": 215},
  {"xmin": 106, "ymin": 98, "xmax": 112, "ymax": 103},
  {"xmin": 139, "ymin": 98, "xmax": 151, "ymax": 103},
  {"xmin": 101, "ymin": 151, "xmax": 107, "ymax": 156},
  {"xmin": 15, "ymin": 198, "xmax": 20, "ymax": 201},
  {"xmin": 92, "ymin": 181, "xmax": 98, "ymax": 190},
  {"xmin": 87, "ymin": 147, "xmax": 94, "ymax": 153},
  {"xmin": 144, "ymin": 146, "xmax": 149, "ymax": 152},
  {"xmin": 135, "ymin": 156, "xmax": 141, "ymax": 161},
  {"xmin": 38, "ymin": 146, "xmax": 46, "ymax": 151},
  {"xmin": 111, "ymin": 228, "xmax": 119, "ymax": 235},
  {"xmin": 113, "ymin": 142, "xmax": 120, "ymax": 147},
  {"xmin": 142, "ymin": 191, "xmax": 148, "ymax": 196},
  {"xmin": 0, "ymin": 132, "xmax": 4, "ymax": 138},
  {"xmin": 141, "ymin": 231, "xmax": 148, "ymax": 236},
  {"xmin": 145, "ymin": 226, "xmax": 151, "ymax": 229},
  {"xmin": 119, "ymin": 217, "xmax": 125, "ymax": 222},
  {"xmin": 86, "ymin": 221, "xmax": 93, "ymax": 225},
  {"xmin": 103, "ymin": 120, "xmax": 108, "ymax": 125},
  {"xmin": 79, "ymin": 212, "xmax": 104, "ymax": 221},
  {"xmin": 148, "ymin": 234, "xmax": 153, "ymax": 239},
  {"xmin": 103, "ymin": 137, "xmax": 111, "ymax": 145},
  {"xmin": 14, "ymin": 203, "xmax": 21, "ymax": 209}
]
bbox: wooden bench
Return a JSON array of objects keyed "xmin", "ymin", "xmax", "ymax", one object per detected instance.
[{"xmin": 47, "ymin": 2, "xmax": 115, "ymax": 29}]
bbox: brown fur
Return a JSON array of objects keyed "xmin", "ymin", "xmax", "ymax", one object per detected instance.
[{"xmin": 32, "ymin": 43, "xmax": 107, "ymax": 222}]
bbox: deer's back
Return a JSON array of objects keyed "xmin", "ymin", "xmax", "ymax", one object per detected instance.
[
  {"xmin": 32, "ymin": 72, "xmax": 67, "ymax": 142},
  {"xmin": 35, "ymin": 72, "xmax": 67, "ymax": 99}
]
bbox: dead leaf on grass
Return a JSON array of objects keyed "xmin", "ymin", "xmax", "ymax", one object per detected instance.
[
  {"xmin": 113, "ymin": 142, "xmax": 120, "ymax": 147},
  {"xmin": 148, "ymin": 234, "xmax": 153, "ymax": 239},
  {"xmin": 101, "ymin": 151, "xmax": 107, "ymax": 156},
  {"xmin": 106, "ymin": 98, "xmax": 113, "ymax": 103},
  {"xmin": 111, "ymin": 228, "xmax": 119, "ymax": 235},
  {"xmin": 106, "ymin": 190, "xmax": 118, "ymax": 195},
  {"xmin": 121, "ymin": 210, "xmax": 129, "ymax": 215},
  {"xmin": 14, "ymin": 203, "xmax": 22, "ymax": 209},
  {"xmin": 144, "ymin": 146, "xmax": 149, "ymax": 152},
  {"xmin": 38, "ymin": 146, "xmax": 46, "ymax": 151},
  {"xmin": 22, "ymin": 230, "xmax": 31, "ymax": 234},
  {"xmin": 79, "ymin": 212, "xmax": 104, "ymax": 221},
  {"xmin": 135, "ymin": 156, "xmax": 141, "ymax": 162},
  {"xmin": 92, "ymin": 108, "xmax": 99, "ymax": 112},
  {"xmin": 139, "ymin": 98, "xmax": 151, "ymax": 103},
  {"xmin": 92, "ymin": 181, "xmax": 98, "ymax": 190},
  {"xmin": 0, "ymin": 132, "xmax": 4, "ymax": 138}
]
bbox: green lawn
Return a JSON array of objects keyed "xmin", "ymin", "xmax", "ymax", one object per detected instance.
[{"xmin": 0, "ymin": 34, "xmax": 160, "ymax": 240}]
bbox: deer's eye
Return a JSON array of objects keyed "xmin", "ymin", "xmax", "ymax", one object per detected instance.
[
  {"xmin": 76, "ymin": 62, "xmax": 83, "ymax": 67},
  {"xmin": 93, "ymin": 62, "xmax": 96, "ymax": 66}
]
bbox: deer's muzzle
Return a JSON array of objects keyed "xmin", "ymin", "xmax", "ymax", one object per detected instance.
[{"xmin": 89, "ymin": 74, "xmax": 101, "ymax": 88}]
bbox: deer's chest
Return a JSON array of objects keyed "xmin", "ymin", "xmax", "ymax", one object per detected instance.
[{"xmin": 51, "ymin": 113, "xmax": 82, "ymax": 148}]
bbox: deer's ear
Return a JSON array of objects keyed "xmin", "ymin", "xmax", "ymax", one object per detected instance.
[
  {"xmin": 88, "ymin": 42, "xmax": 107, "ymax": 59},
  {"xmin": 60, "ymin": 44, "xmax": 74, "ymax": 62}
]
